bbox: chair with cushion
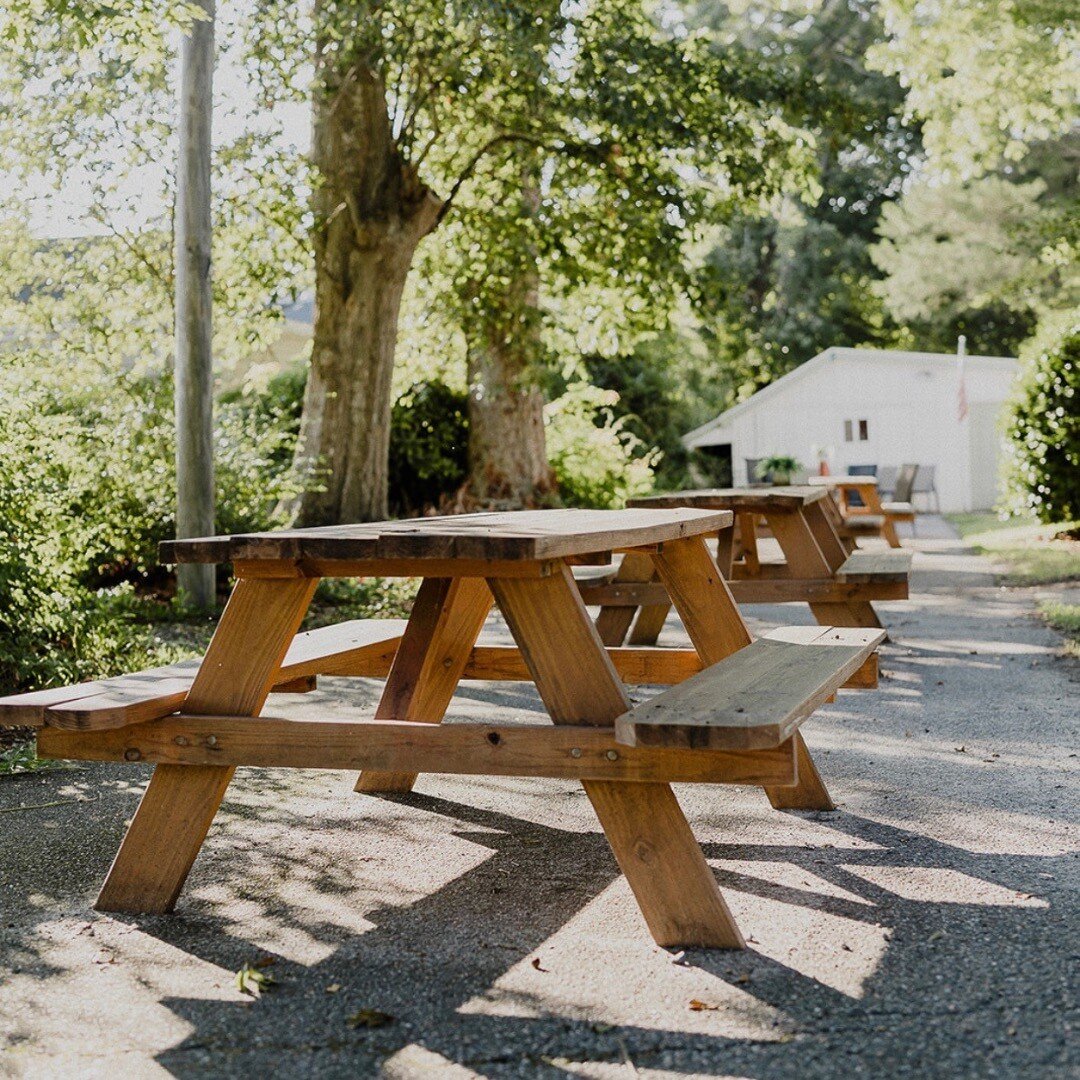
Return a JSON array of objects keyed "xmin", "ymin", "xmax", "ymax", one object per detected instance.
[
  {"xmin": 912, "ymin": 464, "xmax": 939, "ymax": 512},
  {"xmin": 881, "ymin": 463, "xmax": 918, "ymax": 535}
]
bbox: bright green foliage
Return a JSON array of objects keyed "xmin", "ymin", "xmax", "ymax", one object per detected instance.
[
  {"xmin": 1003, "ymin": 324, "xmax": 1080, "ymax": 523},
  {"xmin": 0, "ymin": 350, "xmax": 300, "ymax": 692},
  {"xmin": 871, "ymin": 176, "xmax": 1058, "ymax": 355},
  {"xmin": 545, "ymin": 384, "xmax": 658, "ymax": 508},
  {"xmin": 868, "ymin": 0, "xmax": 1080, "ymax": 176}
]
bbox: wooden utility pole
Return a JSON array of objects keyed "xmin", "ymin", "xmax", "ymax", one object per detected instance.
[{"xmin": 174, "ymin": 0, "xmax": 216, "ymax": 610}]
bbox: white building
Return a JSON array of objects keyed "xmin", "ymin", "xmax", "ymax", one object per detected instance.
[{"xmin": 683, "ymin": 347, "xmax": 1021, "ymax": 512}]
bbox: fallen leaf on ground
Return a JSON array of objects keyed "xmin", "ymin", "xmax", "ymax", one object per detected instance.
[
  {"xmin": 235, "ymin": 963, "xmax": 275, "ymax": 998},
  {"xmin": 325, "ymin": 983, "xmax": 341, "ymax": 994},
  {"xmin": 347, "ymin": 1009, "xmax": 394, "ymax": 1029},
  {"xmin": 531, "ymin": 957, "xmax": 547, "ymax": 972},
  {"xmin": 689, "ymin": 999, "xmax": 721, "ymax": 1012}
]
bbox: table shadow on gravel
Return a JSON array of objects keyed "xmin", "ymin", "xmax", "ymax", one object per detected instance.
[{"xmin": 93, "ymin": 791, "xmax": 1072, "ymax": 1080}]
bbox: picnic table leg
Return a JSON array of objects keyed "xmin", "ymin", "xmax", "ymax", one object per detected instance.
[
  {"xmin": 649, "ymin": 535, "xmax": 836, "ymax": 814},
  {"xmin": 854, "ymin": 484, "xmax": 902, "ymax": 548},
  {"xmin": 764, "ymin": 733, "xmax": 834, "ymax": 811},
  {"xmin": 769, "ymin": 509, "xmax": 883, "ymax": 630},
  {"xmin": 594, "ymin": 551, "xmax": 659, "ymax": 647},
  {"xmin": 491, "ymin": 564, "xmax": 743, "ymax": 948},
  {"xmin": 96, "ymin": 576, "xmax": 318, "ymax": 913},
  {"xmin": 355, "ymin": 576, "xmax": 492, "ymax": 794}
]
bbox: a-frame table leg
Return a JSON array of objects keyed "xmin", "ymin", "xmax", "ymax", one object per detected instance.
[
  {"xmin": 490, "ymin": 563, "xmax": 743, "ymax": 948},
  {"xmin": 769, "ymin": 509, "xmax": 882, "ymax": 629},
  {"xmin": 594, "ymin": 551, "xmax": 662, "ymax": 647},
  {"xmin": 356, "ymin": 576, "xmax": 492, "ymax": 794},
  {"xmin": 650, "ymin": 535, "xmax": 836, "ymax": 813},
  {"xmin": 96, "ymin": 576, "xmax": 318, "ymax": 913}
]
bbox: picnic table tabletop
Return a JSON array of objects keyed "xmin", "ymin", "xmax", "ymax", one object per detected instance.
[
  {"xmin": 160, "ymin": 507, "xmax": 734, "ymax": 567},
  {"xmin": 808, "ymin": 474, "xmax": 879, "ymax": 487},
  {"xmin": 631, "ymin": 486, "xmax": 829, "ymax": 513}
]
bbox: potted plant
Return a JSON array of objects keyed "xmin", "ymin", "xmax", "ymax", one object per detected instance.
[{"xmin": 758, "ymin": 454, "xmax": 802, "ymax": 485}]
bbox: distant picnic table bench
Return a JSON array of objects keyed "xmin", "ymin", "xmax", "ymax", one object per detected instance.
[
  {"xmin": 576, "ymin": 487, "xmax": 911, "ymax": 646},
  {"xmin": 0, "ymin": 508, "xmax": 886, "ymax": 949},
  {"xmin": 807, "ymin": 475, "xmax": 914, "ymax": 547}
]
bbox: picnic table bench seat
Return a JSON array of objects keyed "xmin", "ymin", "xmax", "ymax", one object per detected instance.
[
  {"xmin": 839, "ymin": 513, "xmax": 886, "ymax": 535},
  {"xmin": 0, "ymin": 618, "xmax": 409, "ymax": 731},
  {"xmin": 835, "ymin": 550, "xmax": 913, "ymax": 581},
  {"xmin": 880, "ymin": 500, "xmax": 916, "ymax": 521},
  {"xmin": 617, "ymin": 626, "xmax": 885, "ymax": 751}
]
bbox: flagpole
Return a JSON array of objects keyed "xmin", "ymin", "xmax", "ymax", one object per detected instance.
[{"xmin": 956, "ymin": 334, "xmax": 968, "ymax": 424}]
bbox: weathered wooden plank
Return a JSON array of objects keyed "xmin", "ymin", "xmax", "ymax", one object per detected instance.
[
  {"xmin": 37, "ymin": 716, "xmax": 798, "ymax": 787},
  {"xmin": 614, "ymin": 627, "xmax": 885, "ymax": 752},
  {"xmin": 8, "ymin": 618, "xmax": 409, "ymax": 732},
  {"xmin": 163, "ymin": 508, "xmax": 734, "ymax": 565},
  {"xmin": 631, "ymin": 487, "xmax": 828, "ymax": 513},
  {"xmin": 837, "ymin": 551, "xmax": 913, "ymax": 580}
]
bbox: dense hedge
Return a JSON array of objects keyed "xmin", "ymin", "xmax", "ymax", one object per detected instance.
[
  {"xmin": 0, "ymin": 366, "xmax": 298, "ymax": 692},
  {"xmin": 1004, "ymin": 325, "xmax": 1080, "ymax": 523}
]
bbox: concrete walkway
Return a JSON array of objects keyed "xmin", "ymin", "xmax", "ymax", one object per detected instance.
[{"xmin": 1, "ymin": 519, "xmax": 1076, "ymax": 1078}]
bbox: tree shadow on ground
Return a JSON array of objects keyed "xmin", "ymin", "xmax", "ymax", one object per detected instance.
[{"xmin": 103, "ymin": 787, "xmax": 1070, "ymax": 1080}]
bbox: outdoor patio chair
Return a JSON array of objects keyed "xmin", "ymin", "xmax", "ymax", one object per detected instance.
[
  {"xmin": 744, "ymin": 457, "xmax": 771, "ymax": 484},
  {"xmin": 881, "ymin": 463, "xmax": 918, "ymax": 535},
  {"xmin": 912, "ymin": 464, "xmax": 940, "ymax": 512}
]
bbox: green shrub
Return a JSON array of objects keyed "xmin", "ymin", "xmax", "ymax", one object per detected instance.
[
  {"xmin": 0, "ymin": 361, "xmax": 299, "ymax": 692},
  {"xmin": 389, "ymin": 381, "xmax": 469, "ymax": 515},
  {"xmin": 545, "ymin": 383, "xmax": 658, "ymax": 508},
  {"xmin": 1004, "ymin": 324, "xmax": 1080, "ymax": 523}
]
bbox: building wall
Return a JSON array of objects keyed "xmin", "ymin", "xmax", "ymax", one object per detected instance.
[{"xmin": 716, "ymin": 350, "xmax": 1019, "ymax": 511}]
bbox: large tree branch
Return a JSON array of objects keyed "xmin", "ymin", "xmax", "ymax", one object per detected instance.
[{"xmin": 437, "ymin": 130, "xmax": 608, "ymax": 225}]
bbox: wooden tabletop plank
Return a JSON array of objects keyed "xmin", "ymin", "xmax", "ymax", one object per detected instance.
[
  {"xmin": 160, "ymin": 508, "xmax": 734, "ymax": 564},
  {"xmin": 808, "ymin": 475, "xmax": 879, "ymax": 487},
  {"xmin": 631, "ymin": 487, "xmax": 828, "ymax": 513}
]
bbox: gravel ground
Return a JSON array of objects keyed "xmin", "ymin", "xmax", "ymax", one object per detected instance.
[{"xmin": 1, "ymin": 518, "xmax": 1077, "ymax": 1079}]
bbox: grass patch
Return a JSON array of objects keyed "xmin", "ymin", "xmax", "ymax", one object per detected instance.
[
  {"xmin": 945, "ymin": 514, "xmax": 1080, "ymax": 586},
  {"xmin": 1039, "ymin": 600, "xmax": 1080, "ymax": 659}
]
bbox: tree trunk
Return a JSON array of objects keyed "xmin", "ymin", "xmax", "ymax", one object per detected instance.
[
  {"xmin": 464, "ymin": 176, "xmax": 555, "ymax": 508},
  {"xmin": 466, "ymin": 335, "xmax": 554, "ymax": 508},
  {"xmin": 286, "ymin": 25, "xmax": 442, "ymax": 526}
]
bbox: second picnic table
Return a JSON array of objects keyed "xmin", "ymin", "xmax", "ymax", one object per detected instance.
[
  {"xmin": 807, "ymin": 474, "xmax": 907, "ymax": 547},
  {"xmin": 6, "ymin": 508, "xmax": 886, "ymax": 949},
  {"xmin": 577, "ymin": 486, "xmax": 911, "ymax": 645}
]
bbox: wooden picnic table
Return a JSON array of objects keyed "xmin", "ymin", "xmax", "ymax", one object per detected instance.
[
  {"xmin": 576, "ymin": 487, "xmax": 910, "ymax": 646},
  {"xmin": 807, "ymin": 475, "xmax": 903, "ymax": 547},
  {"xmin": 5, "ymin": 508, "xmax": 886, "ymax": 950}
]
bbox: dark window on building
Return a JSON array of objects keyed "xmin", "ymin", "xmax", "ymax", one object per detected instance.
[{"xmin": 859, "ymin": 419, "xmax": 869, "ymax": 441}]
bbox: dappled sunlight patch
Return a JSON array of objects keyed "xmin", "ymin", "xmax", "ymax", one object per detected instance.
[
  {"xmin": 901, "ymin": 637, "xmax": 1057, "ymax": 658},
  {"xmin": 840, "ymin": 866, "xmax": 1050, "ymax": 908},
  {"xmin": 712, "ymin": 862, "xmax": 890, "ymax": 999},
  {"xmin": 0, "ymin": 916, "xmax": 238, "ymax": 1066},
  {"xmin": 458, "ymin": 878, "xmax": 787, "ymax": 1040},
  {"xmin": 382, "ymin": 1044, "xmax": 483, "ymax": 1078},
  {"xmin": 841, "ymin": 797, "xmax": 1076, "ymax": 856}
]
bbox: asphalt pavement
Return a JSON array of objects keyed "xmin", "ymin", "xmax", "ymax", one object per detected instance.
[{"xmin": 0, "ymin": 518, "xmax": 1076, "ymax": 1079}]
